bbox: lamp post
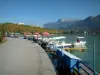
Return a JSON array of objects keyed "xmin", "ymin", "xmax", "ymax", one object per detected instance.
[{"xmin": 93, "ymin": 39, "xmax": 95, "ymax": 74}]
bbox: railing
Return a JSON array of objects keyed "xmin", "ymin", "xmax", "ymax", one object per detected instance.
[
  {"xmin": 71, "ymin": 60, "xmax": 99, "ymax": 75},
  {"xmin": 46, "ymin": 42, "xmax": 98, "ymax": 75}
]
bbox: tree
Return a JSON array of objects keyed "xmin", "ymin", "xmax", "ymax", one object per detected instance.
[{"xmin": 0, "ymin": 22, "xmax": 61, "ymax": 35}]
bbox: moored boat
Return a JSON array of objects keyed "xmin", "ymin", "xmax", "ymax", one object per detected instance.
[{"xmin": 46, "ymin": 36, "xmax": 87, "ymax": 52}]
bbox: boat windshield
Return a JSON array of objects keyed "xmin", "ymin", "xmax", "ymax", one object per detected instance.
[{"xmin": 57, "ymin": 46, "xmax": 63, "ymax": 49}]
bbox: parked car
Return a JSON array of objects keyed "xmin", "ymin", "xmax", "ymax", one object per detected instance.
[{"xmin": 28, "ymin": 36, "xmax": 33, "ymax": 41}]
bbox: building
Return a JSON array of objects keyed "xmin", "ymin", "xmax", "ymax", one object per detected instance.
[{"xmin": 18, "ymin": 23, "xmax": 24, "ymax": 25}]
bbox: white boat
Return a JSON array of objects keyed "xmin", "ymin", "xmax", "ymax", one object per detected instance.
[
  {"xmin": 47, "ymin": 36, "xmax": 67, "ymax": 50},
  {"xmin": 47, "ymin": 40, "xmax": 72, "ymax": 51},
  {"xmin": 77, "ymin": 36, "xmax": 84, "ymax": 39},
  {"xmin": 74, "ymin": 36, "xmax": 86, "ymax": 48},
  {"xmin": 46, "ymin": 36, "xmax": 86, "ymax": 51},
  {"xmin": 51, "ymin": 36, "xmax": 66, "ymax": 40},
  {"xmin": 74, "ymin": 41, "xmax": 86, "ymax": 48},
  {"xmin": 55, "ymin": 41, "xmax": 72, "ymax": 49}
]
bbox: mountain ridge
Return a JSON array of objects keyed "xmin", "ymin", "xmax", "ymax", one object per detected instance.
[{"xmin": 43, "ymin": 14, "xmax": 100, "ymax": 30}]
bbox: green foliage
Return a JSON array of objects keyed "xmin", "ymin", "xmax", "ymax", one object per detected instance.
[
  {"xmin": 0, "ymin": 32, "xmax": 2, "ymax": 42},
  {"xmin": 0, "ymin": 25, "xmax": 3, "ymax": 42},
  {"xmin": 0, "ymin": 23, "xmax": 62, "ymax": 35}
]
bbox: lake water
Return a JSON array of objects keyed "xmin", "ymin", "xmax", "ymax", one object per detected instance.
[
  {"xmin": 33, "ymin": 34, "xmax": 100, "ymax": 72},
  {"xmin": 63, "ymin": 34, "xmax": 100, "ymax": 73}
]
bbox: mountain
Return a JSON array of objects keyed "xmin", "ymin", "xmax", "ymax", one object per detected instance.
[
  {"xmin": 70, "ymin": 14, "xmax": 100, "ymax": 30},
  {"xmin": 43, "ymin": 18, "xmax": 77, "ymax": 29},
  {"xmin": 43, "ymin": 14, "xmax": 100, "ymax": 30}
]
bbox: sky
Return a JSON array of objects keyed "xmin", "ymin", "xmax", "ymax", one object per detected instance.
[{"xmin": 0, "ymin": 0, "xmax": 100, "ymax": 26}]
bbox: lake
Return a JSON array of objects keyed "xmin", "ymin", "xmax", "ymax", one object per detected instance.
[{"xmin": 63, "ymin": 34, "xmax": 100, "ymax": 73}]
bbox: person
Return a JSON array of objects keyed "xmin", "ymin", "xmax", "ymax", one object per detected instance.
[{"xmin": 77, "ymin": 39, "xmax": 80, "ymax": 42}]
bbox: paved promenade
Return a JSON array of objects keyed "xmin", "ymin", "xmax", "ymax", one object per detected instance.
[{"xmin": 0, "ymin": 38, "xmax": 56, "ymax": 75}]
